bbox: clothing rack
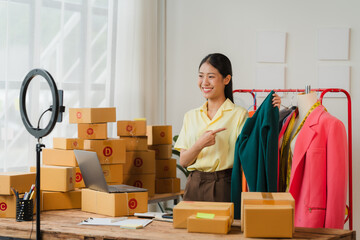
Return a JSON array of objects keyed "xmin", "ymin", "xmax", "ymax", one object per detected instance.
[{"xmin": 233, "ymin": 88, "xmax": 353, "ymax": 230}]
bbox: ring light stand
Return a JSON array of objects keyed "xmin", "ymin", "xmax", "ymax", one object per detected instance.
[{"xmin": 19, "ymin": 69, "xmax": 65, "ymax": 240}]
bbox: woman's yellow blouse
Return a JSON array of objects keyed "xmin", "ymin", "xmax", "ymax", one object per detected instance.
[{"xmin": 174, "ymin": 99, "xmax": 248, "ymax": 172}]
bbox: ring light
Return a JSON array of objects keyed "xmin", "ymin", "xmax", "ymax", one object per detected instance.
[
  {"xmin": 19, "ymin": 68, "xmax": 59, "ymax": 139},
  {"xmin": 19, "ymin": 68, "xmax": 64, "ymax": 240}
]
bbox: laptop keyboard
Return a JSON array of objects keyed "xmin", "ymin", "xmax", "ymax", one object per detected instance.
[{"xmin": 108, "ymin": 185, "xmax": 125, "ymax": 193}]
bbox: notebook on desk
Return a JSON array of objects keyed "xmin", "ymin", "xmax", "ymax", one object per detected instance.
[{"xmin": 73, "ymin": 150, "xmax": 147, "ymax": 193}]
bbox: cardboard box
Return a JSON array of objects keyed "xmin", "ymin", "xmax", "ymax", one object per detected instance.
[
  {"xmin": 148, "ymin": 144, "xmax": 172, "ymax": 159},
  {"xmin": 81, "ymin": 188, "xmax": 148, "ymax": 217},
  {"xmin": 117, "ymin": 120, "xmax": 146, "ymax": 136},
  {"xmin": 78, "ymin": 123, "xmax": 107, "ymax": 140},
  {"xmin": 241, "ymin": 192, "xmax": 295, "ymax": 233},
  {"xmin": 155, "ymin": 178, "xmax": 180, "ymax": 194},
  {"xmin": 30, "ymin": 166, "xmax": 75, "ymax": 192},
  {"xmin": 69, "ymin": 107, "xmax": 116, "ymax": 124},
  {"xmin": 101, "ymin": 164, "xmax": 123, "ymax": 183},
  {"xmin": 156, "ymin": 159, "xmax": 177, "ymax": 179},
  {"xmin": 41, "ymin": 190, "xmax": 81, "ymax": 211},
  {"xmin": 243, "ymin": 205, "xmax": 293, "ymax": 238},
  {"xmin": 173, "ymin": 201, "xmax": 234, "ymax": 229},
  {"xmin": 42, "ymin": 149, "xmax": 78, "ymax": 167},
  {"xmin": 147, "ymin": 125, "xmax": 172, "ymax": 145},
  {"xmin": 75, "ymin": 167, "xmax": 85, "ymax": 188},
  {"xmin": 187, "ymin": 215, "xmax": 231, "ymax": 234},
  {"xmin": 83, "ymin": 139, "xmax": 126, "ymax": 164},
  {"xmin": 121, "ymin": 136, "xmax": 148, "ymax": 151},
  {"xmin": 0, "ymin": 172, "xmax": 36, "ymax": 195},
  {"xmin": 122, "ymin": 174, "xmax": 155, "ymax": 197},
  {"xmin": 0, "ymin": 195, "xmax": 17, "ymax": 218},
  {"xmin": 124, "ymin": 151, "xmax": 155, "ymax": 175},
  {"xmin": 53, "ymin": 138, "xmax": 84, "ymax": 150}
]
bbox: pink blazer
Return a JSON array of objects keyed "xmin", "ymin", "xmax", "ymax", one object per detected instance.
[{"xmin": 289, "ymin": 105, "xmax": 348, "ymax": 229}]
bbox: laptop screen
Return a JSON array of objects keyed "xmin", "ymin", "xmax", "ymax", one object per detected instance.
[{"xmin": 73, "ymin": 150, "xmax": 109, "ymax": 192}]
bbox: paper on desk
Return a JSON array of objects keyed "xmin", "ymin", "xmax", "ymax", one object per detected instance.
[{"xmin": 79, "ymin": 217, "xmax": 152, "ymax": 228}]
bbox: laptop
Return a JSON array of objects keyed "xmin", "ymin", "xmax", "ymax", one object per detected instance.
[{"xmin": 73, "ymin": 150, "xmax": 147, "ymax": 193}]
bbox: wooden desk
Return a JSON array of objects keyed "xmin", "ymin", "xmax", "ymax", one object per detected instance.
[{"xmin": 0, "ymin": 209, "xmax": 355, "ymax": 240}]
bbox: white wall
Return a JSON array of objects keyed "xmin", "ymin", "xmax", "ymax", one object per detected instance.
[{"xmin": 166, "ymin": 0, "xmax": 360, "ymax": 233}]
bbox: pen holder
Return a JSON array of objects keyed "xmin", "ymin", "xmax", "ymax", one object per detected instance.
[{"xmin": 16, "ymin": 198, "xmax": 34, "ymax": 222}]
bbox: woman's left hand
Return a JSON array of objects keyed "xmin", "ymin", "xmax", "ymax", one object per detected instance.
[{"xmin": 272, "ymin": 93, "xmax": 281, "ymax": 109}]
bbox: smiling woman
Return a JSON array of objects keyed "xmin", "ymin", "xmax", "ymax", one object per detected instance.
[
  {"xmin": 174, "ymin": 53, "xmax": 281, "ymax": 202},
  {"xmin": 174, "ymin": 53, "xmax": 248, "ymax": 202}
]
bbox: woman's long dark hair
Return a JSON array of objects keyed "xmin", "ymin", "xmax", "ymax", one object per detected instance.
[{"xmin": 199, "ymin": 53, "xmax": 233, "ymax": 103}]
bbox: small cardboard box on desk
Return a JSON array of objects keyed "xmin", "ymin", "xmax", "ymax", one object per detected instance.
[
  {"xmin": 187, "ymin": 214, "xmax": 231, "ymax": 234},
  {"xmin": 173, "ymin": 201, "xmax": 234, "ymax": 229},
  {"xmin": 0, "ymin": 172, "xmax": 36, "ymax": 218},
  {"xmin": 81, "ymin": 188, "xmax": 148, "ymax": 217},
  {"xmin": 241, "ymin": 192, "xmax": 295, "ymax": 238}
]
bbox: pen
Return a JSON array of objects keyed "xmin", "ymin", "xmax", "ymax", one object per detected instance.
[
  {"xmin": 27, "ymin": 184, "xmax": 35, "ymax": 199},
  {"xmin": 24, "ymin": 192, "xmax": 28, "ymax": 200},
  {"xmin": 29, "ymin": 190, "xmax": 35, "ymax": 200},
  {"xmin": 11, "ymin": 187, "xmax": 19, "ymax": 199}
]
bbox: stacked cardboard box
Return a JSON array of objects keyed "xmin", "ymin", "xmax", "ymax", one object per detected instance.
[
  {"xmin": 117, "ymin": 120, "xmax": 155, "ymax": 197},
  {"xmin": 0, "ymin": 173, "xmax": 36, "ymax": 218},
  {"xmin": 241, "ymin": 192, "xmax": 295, "ymax": 238},
  {"xmin": 37, "ymin": 107, "xmax": 121, "ymax": 211},
  {"xmin": 147, "ymin": 125, "xmax": 180, "ymax": 194},
  {"xmin": 69, "ymin": 107, "xmax": 125, "ymax": 185},
  {"xmin": 173, "ymin": 201, "xmax": 234, "ymax": 234}
]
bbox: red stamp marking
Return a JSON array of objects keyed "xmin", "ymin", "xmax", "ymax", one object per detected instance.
[
  {"xmin": 128, "ymin": 198, "xmax": 137, "ymax": 210},
  {"xmin": 87, "ymin": 128, "xmax": 94, "ymax": 135},
  {"xmin": 0, "ymin": 202, "xmax": 7, "ymax": 211},
  {"xmin": 103, "ymin": 147, "xmax": 113, "ymax": 157},
  {"xmin": 76, "ymin": 172, "xmax": 83, "ymax": 182},
  {"xmin": 134, "ymin": 180, "xmax": 143, "ymax": 188},
  {"xmin": 134, "ymin": 158, "xmax": 143, "ymax": 167}
]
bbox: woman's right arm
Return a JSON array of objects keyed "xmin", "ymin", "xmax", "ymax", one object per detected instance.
[{"xmin": 179, "ymin": 128, "xmax": 226, "ymax": 167}]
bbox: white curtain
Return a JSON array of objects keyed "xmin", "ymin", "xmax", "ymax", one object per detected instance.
[
  {"xmin": 115, "ymin": 0, "xmax": 163, "ymax": 125},
  {"xmin": 0, "ymin": 0, "xmax": 164, "ymax": 172}
]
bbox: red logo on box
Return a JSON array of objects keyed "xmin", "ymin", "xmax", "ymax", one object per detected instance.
[
  {"xmin": 134, "ymin": 180, "xmax": 143, "ymax": 188},
  {"xmin": 69, "ymin": 177, "xmax": 73, "ymax": 184},
  {"xmin": 128, "ymin": 198, "xmax": 137, "ymax": 210},
  {"xmin": 103, "ymin": 147, "xmax": 113, "ymax": 157},
  {"xmin": 126, "ymin": 125, "xmax": 133, "ymax": 132},
  {"xmin": 76, "ymin": 112, "xmax": 82, "ymax": 119},
  {"xmin": 76, "ymin": 172, "xmax": 83, "ymax": 182},
  {"xmin": 103, "ymin": 170, "xmax": 109, "ymax": 176},
  {"xmin": 160, "ymin": 131, "xmax": 165, "ymax": 137},
  {"xmin": 0, "ymin": 202, "xmax": 7, "ymax": 211},
  {"xmin": 87, "ymin": 128, "xmax": 94, "ymax": 135},
  {"xmin": 164, "ymin": 166, "xmax": 169, "ymax": 171},
  {"xmin": 134, "ymin": 158, "xmax": 143, "ymax": 167},
  {"xmin": 73, "ymin": 141, "xmax": 78, "ymax": 148}
]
